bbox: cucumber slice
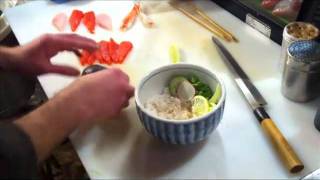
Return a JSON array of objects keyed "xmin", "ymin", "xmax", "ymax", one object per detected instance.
[
  {"xmin": 209, "ymin": 103, "xmax": 217, "ymax": 112},
  {"xmin": 209, "ymin": 84, "xmax": 222, "ymax": 105},
  {"xmin": 169, "ymin": 76, "xmax": 187, "ymax": 96},
  {"xmin": 169, "ymin": 44, "xmax": 181, "ymax": 64}
]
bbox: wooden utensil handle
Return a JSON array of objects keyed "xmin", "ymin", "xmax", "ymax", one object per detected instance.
[
  {"xmin": 195, "ymin": 9, "xmax": 238, "ymax": 42},
  {"xmin": 254, "ymin": 107, "xmax": 304, "ymax": 173},
  {"xmin": 174, "ymin": 6, "xmax": 231, "ymax": 42},
  {"xmin": 261, "ymin": 119, "xmax": 304, "ymax": 173}
]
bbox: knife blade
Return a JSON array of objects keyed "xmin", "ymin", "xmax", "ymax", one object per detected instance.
[
  {"xmin": 211, "ymin": 37, "xmax": 266, "ymax": 110},
  {"xmin": 211, "ymin": 36, "xmax": 304, "ymax": 173}
]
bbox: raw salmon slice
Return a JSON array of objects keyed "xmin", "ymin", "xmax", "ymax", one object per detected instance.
[
  {"xmin": 96, "ymin": 13, "xmax": 112, "ymax": 31},
  {"xmin": 118, "ymin": 41, "xmax": 133, "ymax": 63},
  {"xmin": 99, "ymin": 41, "xmax": 112, "ymax": 64},
  {"xmin": 69, "ymin": 9, "xmax": 84, "ymax": 32},
  {"xmin": 52, "ymin": 13, "xmax": 68, "ymax": 32},
  {"xmin": 83, "ymin": 11, "xmax": 96, "ymax": 34}
]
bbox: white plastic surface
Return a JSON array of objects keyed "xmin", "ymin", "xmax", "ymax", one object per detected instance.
[{"xmin": 4, "ymin": 0, "xmax": 320, "ymax": 179}]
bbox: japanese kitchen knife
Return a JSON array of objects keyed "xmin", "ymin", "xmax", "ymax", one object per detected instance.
[{"xmin": 211, "ymin": 36, "xmax": 304, "ymax": 173}]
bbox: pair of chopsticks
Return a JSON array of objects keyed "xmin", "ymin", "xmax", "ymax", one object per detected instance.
[{"xmin": 169, "ymin": 0, "xmax": 238, "ymax": 43}]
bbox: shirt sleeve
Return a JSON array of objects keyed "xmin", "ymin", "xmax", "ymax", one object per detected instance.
[{"xmin": 0, "ymin": 122, "xmax": 38, "ymax": 178}]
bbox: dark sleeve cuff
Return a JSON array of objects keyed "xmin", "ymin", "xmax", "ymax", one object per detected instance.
[{"xmin": 0, "ymin": 122, "xmax": 38, "ymax": 178}]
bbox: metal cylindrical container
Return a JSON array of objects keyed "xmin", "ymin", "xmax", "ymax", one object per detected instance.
[
  {"xmin": 280, "ymin": 22, "xmax": 319, "ymax": 70},
  {"xmin": 315, "ymin": 107, "xmax": 320, "ymax": 132},
  {"xmin": 281, "ymin": 40, "xmax": 320, "ymax": 102}
]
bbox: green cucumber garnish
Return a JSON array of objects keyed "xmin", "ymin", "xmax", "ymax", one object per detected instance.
[
  {"xmin": 209, "ymin": 84, "xmax": 222, "ymax": 105},
  {"xmin": 169, "ymin": 76, "xmax": 188, "ymax": 96},
  {"xmin": 188, "ymin": 74, "xmax": 213, "ymax": 100}
]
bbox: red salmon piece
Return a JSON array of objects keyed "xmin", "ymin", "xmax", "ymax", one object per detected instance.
[
  {"xmin": 87, "ymin": 53, "xmax": 96, "ymax": 65},
  {"xmin": 99, "ymin": 41, "xmax": 111, "ymax": 64},
  {"xmin": 118, "ymin": 41, "xmax": 133, "ymax": 63},
  {"xmin": 80, "ymin": 50, "xmax": 90, "ymax": 65},
  {"xmin": 95, "ymin": 50, "xmax": 103, "ymax": 64},
  {"xmin": 83, "ymin": 11, "xmax": 96, "ymax": 34},
  {"xmin": 69, "ymin": 10, "xmax": 84, "ymax": 32},
  {"xmin": 109, "ymin": 38, "xmax": 119, "ymax": 63}
]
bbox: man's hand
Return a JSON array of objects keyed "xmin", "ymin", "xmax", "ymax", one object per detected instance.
[
  {"xmin": 261, "ymin": 0, "xmax": 301, "ymax": 20},
  {"xmin": 14, "ymin": 68, "xmax": 134, "ymax": 161},
  {"xmin": 58, "ymin": 68, "xmax": 135, "ymax": 123},
  {"xmin": 1, "ymin": 33, "xmax": 97, "ymax": 76}
]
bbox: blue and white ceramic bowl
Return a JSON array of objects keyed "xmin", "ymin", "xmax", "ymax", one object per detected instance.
[{"xmin": 135, "ymin": 64, "xmax": 226, "ymax": 145}]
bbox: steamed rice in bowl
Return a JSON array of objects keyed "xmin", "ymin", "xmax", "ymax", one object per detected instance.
[
  {"xmin": 143, "ymin": 74, "xmax": 222, "ymax": 121},
  {"xmin": 135, "ymin": 64, "xmax": 226, "ymax": 144},
  {"xmin": 145, "ymin": 88, "xmax": 193, "ymax": 120}
]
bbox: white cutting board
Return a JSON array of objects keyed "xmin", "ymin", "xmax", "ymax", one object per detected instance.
[{"xmin": 5, "ymin": 0, "xmax": 320, "ymax": 179}]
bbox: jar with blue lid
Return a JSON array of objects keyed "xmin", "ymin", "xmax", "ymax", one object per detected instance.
[
  {"xmin": 280, "ymin": 22, "xmax": 319, "ymax": 71},
  {"xmin": 281, "ymin": 40, "xmax": 320, "ymax": 102},
  {"xmin": 315, "ymin": 107, "xmax": 320, "ymax": 132},
  {"xmin": 50, "ymin": 0, "xmax": 70, "ymax": 4}
]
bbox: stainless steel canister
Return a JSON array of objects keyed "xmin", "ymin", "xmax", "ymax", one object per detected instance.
[
  {"xmin": 315, "ymin": 107, "xmax": 320, "ymax": 132},
  {"xmin": 302, "ymin": 167, "xmax": 320, "ymax": 179},
  {"xmin": 280, "ymin": 22, "xmax": 319, "ymax": 70},
  {"xmin": 281, "ymin": 40, "xmax": 320, "ymax": 102}
]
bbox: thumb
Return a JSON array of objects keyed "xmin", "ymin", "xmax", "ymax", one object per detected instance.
[{"xmin": 46, "ymin": 65, "xmax": 80, "ymax": 76}]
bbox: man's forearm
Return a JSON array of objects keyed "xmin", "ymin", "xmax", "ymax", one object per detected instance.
[{"xmin": 13, "ymin": 90, "xmax": 87, "ymax": 162}]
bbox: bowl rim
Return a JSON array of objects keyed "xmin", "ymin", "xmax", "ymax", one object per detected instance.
[{"xmin": 135, "ymin": 63, "xmax": 226, "ymax": 124}]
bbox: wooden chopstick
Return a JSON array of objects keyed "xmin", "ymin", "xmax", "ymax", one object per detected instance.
[
  {"xmin": 176, "ymin": 6, "xmax": 231, "ymax": 42},
  {"xmin": 183, "ymin": 1, "xmax": 237, "ymax": 42},
  {"xmin": 195, "ymin": 9, "xmax": 238, "ymax": 42},
  {"xmin": 170, "ymin": 0, "xmax": 237, "ymax": 42}
]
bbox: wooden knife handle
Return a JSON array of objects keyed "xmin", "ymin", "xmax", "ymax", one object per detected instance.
[
  {"xmin": 261, "ymin": 119, "xmax": 304, "ymax": 173},
  {"xmin": 254, "ymin": 108, "xmax": 304, "ymax": 173}
]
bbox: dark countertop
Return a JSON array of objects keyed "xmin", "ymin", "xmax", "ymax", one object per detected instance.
[
  {"xmin": 0, "ymin": 31, "xmax": 88, "ymax": 179},
  {"xmin": 0, "ymin": 32, "xmax": 46, "ymax": 120}
]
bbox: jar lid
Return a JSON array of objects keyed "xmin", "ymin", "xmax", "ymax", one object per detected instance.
[
  {"xmin": 284, "ymin": 22, "xmax": 319, "ymax": 41},
  {"xmin": 288, "ymin": 40, "xmax": 320, "ymax": 63}
]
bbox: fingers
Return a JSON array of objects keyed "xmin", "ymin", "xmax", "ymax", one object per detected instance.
[
  {"xmin": 107, "ymin": 68, "xmax": 134, "ymax": 108},
  {"xmin": 45, "ymin": 65, "xmax": 80, "ymax": 76},
  {"xmin": 84, "ymin": 68, "xmax": 134, "ymax": 109},
  {"xmin": 122, "ymin": 97, "xmax": 130, "ymax": 108},
  {"xmin": 272, "ymin": 8, "xmax": 296, "ymax": 18},
  {"xmin": 110, "ymin": 68, "xmax": 133, "ymax": 98},
  {"xmin": 271, "ymin": 0, "xmax": 300, "ymax": 18},
  {"xmin": 126, "ymin": 85, "xmax": 135, "ymax": 98},
  {"xmin": 121, "ymin": 85, "xmax": 134, "ymax": 109},
  {"xmin": 122, "ymin": 87, "xmax": 134, "ymax": 108},
  {"xmin": 261, "ymin": 0, "xmax": 281, "ymax": 9},
  {"xmin": 70, "ymin": 48, "xmax": 82, "ymax": 58},
  {"xmin": 122, "ymin": 83, "xmax": 134, "ymax": 109},
  {"xmin": 40, "ymin": 33, "xmax": 98, "ymax": 57},
  {"xmin": 109, "ymin": 68, "xmax": 129, "ymax": 83},
  {"xmin": 122, "ymin": 72, "xmax": 130, "ymax": 83}
]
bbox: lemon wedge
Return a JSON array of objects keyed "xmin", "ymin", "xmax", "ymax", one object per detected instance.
[{"xmin": 192, "ymin": 95, "xmax": 210, "ymax": 117}]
